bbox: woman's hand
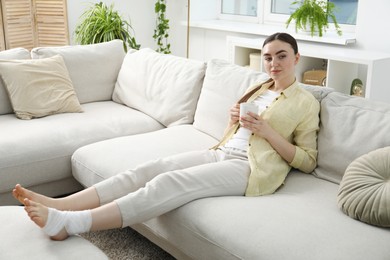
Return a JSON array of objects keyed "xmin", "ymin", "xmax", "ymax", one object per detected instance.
[
  {"xmin": 228, "ymin": 103, "xmax": 240, "ymax": 127},
  {"xmin": 241, "ymin": 111, "xmax": 296, "ymax": 163},
  {"xmin": 240, "ymin": 112, "xmax": 273, "ymax": 139}
]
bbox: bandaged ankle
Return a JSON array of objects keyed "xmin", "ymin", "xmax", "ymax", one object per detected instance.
[{"xmin": 43, "ymin": 208, "xmax": 92, "ymax": 236}]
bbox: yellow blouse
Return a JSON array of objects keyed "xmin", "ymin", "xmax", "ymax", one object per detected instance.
[{"xmin": 214, "ymin": 79, "xmax": 320, "ymax": 196}]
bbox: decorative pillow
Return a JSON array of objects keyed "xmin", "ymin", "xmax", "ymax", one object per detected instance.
[
  {"xmin": 337, "ymin": 146, "xmax": 390, "ymax": 227},
  {"xmin": 0, "ymin": 55, "xmax": 83, "ymax": 119},
  {"xmin": 193, "ymin": 59, "xmax": 269, "ymax": 140},
  {"xmin": 112, "ymin": 48, "xmax": 206, "ymax": 127},
  {"xmin": 0, "ymin": 47, "xmax": 31, "ymax": 115}
]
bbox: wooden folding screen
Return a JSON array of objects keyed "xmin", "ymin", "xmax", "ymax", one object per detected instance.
[
  {"xmin": 0, "ymin": 3, "xmax": 5, "ymax": 51},
  {"xmin": 1, "ymin": 0, "xmax": 35, "ymax": 50},
  {"xmin": 34, "ymin": 0, "xmax": 69, "ymax": 47},
  {"xmin": 0, "ymin": 0, "xmax": 69, "ymax": 50}
]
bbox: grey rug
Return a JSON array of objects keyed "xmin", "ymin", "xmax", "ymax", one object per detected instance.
[{"xmin": 81, "ymin": 227, "xmax": 176, "ymax": 260}]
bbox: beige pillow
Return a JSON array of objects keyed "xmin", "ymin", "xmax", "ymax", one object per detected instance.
[
  {"xmin": 338, "ymin": 147, "xmax": 390, "ymax": 227},
  {"xmin": 0, "ymin": 55, "xmax": 83, "ymax": 119}
]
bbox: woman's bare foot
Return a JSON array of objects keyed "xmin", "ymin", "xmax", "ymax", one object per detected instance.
[
  {"xmin": 13, "ymin": 184, "xmax": 57, "ymax": 208},
  {"xmin": 24, "ymin": 198, "xmax": 69, "ymax": 241}
]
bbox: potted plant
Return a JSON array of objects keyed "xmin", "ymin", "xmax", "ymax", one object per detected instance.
[
  {"xmin": 286, "ymin": 0, "xmax": 342, "ymax": 37},
  {"xmin": 153, "ymin": 0, "xmax": 171, "ymax": 54},
  {"xmin": 74, "ymin": 2, "xmax": 140, "ymax": 52}
]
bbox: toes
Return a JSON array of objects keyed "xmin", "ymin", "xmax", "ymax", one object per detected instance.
[
  {"xmin": 24, "ymin": 198, "xmax": 31, "ymax": 206},
  {"xmin": 13, "ymin": 184, "xmax": 27, "ymax": 204},
  {"xmin": 24, "ymin": 199, "xmax": 47, "ymax": 228}
]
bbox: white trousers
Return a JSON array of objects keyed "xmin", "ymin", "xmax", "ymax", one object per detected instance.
[{"xmin": 94, "ymin": 148, "xmax": 250, "ymax": 227}]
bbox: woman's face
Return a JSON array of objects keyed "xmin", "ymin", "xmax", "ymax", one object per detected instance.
[{"xmin": 262, "ymin": 39, "xmax": 299, "ymax": 83}]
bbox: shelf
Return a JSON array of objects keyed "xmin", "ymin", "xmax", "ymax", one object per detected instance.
[{"xmin": 190, "ymin": 19, "xmax": 356, "ymax": 46}]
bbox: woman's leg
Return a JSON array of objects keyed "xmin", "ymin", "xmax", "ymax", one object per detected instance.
[
  {"xmin": 24, "ymin": 198, "xmax": 122, "ymax": 241},
  {"xmin": 94, "ymin": 150, "xmax": 220, "ymax": 206},
  {"xmin": 20, "ymin": 150, "xmax": 222, "ymax": 240},
  {"xmin": 13, "ymin": 150, "xmax": 214, "ymax": 210},
  {"xmin": 23, "ymin": 149, "xmax": 249, "ymax": 240},
  {"xmin": 116, "ymin": 156, "xmax": 250, "ymax": 227},
  {"xmin": 13, "ymin": 185, "xmax": 100, "ymax": 211}
]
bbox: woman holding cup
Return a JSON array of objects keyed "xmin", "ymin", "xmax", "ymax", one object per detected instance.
[{"xmin": 13, "ymin": 32, "xmax": 320, "ymax": 241}]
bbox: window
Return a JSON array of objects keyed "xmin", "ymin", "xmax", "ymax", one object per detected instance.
[
  {"xmin": 221, "ymin": 0, "xmax": 258, "ymax": 16},
  {"xmin": 220, "ymin": 0, "xmax": 358, "ymax": 30},
  {"xmin": 219, "ymin": 0, "xmax": 260, "ymax": 22},
  {"xmin": 329, "ymin": 0, "xmax": 358, "ymax": 25},
  {"xmin": 269, "ymin": 0, "xmax": 357, "ymax": 25}
]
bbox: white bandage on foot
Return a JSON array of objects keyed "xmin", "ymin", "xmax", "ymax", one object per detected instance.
[{"xmin": 43, "ymin": 208, "xmax": 92, "ymax": 236}]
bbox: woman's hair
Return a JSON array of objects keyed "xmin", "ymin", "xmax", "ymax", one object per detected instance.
[{"xmin": 262, "ymin": 32, "xmax": 298, "ymax": 54}]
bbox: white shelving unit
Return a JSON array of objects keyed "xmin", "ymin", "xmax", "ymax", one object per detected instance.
[{"xmin": 227, "ymin": 36, "xmax": 390, "ymax": 103}]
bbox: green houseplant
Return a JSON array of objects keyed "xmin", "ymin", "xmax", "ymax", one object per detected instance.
[
  {"xmin": 286, "ymin": 0, "xmax": 342, "ymax": 37},
  {"xmin": 153, "ymin": 0, "xmax": 171, "ymax": 54},
  {"xmin": 74, "ymin": 2, "xmax": 140, "ymax": 52}
]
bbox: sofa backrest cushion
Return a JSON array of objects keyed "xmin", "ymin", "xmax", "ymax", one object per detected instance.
[
  {"xmin": 193, "ymin": 59, "xmax": 269, "ymax": 140},
  {"xmin": 31, "ymin": 40, "xmax": 125, "ymax": 104},
  {"xmin": 0, "ymin": 48, "xmax": 31, "ymax": 115},
  {"xmin": 299, "ymin": 83, "xmax": 333, "ymax": 102},
  {"xmin": 314, "ymin": 92, "xmax": 390, "ymax": 183},
  {"xmin": 112, "ymin": 48, "xmax": 206, "ymax": 127}
]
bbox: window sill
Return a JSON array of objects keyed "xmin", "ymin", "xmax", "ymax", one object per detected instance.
[{"xmin": 189, "ymin": 19, "xmax": 356, "ymax": 46}]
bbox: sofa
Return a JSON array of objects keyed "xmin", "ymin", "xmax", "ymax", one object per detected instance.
[{"xmin": 1, "ymin": 40, "xmax": 389, "ymax": 260}]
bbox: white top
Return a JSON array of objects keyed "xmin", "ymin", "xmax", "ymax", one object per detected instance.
[{"xmin": 224, "ymin": 90, "xmax": 279, "ymax": 151}]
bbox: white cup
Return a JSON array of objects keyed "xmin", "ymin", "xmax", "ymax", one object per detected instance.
[{"xmin": 240, "ymin": 102, "xmax": 258, "ymax": 118}]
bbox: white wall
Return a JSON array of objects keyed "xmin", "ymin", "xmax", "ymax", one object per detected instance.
[
  {"xmin": 67, "ymin": 0, "xmax": 157, "ymax": 52},
  {"xmin": 66, "ymin": 0, "xmax": 188, "ymax": 56},
  {"xmin": 66, "ymin": 0, "xmax": 390, "ymax": 59},
  {"xmin": 354, "ymin": 0, "xmax": 390, "ymax": 53}
]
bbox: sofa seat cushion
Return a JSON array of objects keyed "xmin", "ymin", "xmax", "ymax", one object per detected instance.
[
  {"xmin": 0, "ymin": 101, "xmax": 163, "ymax": 201},
  {"xmin": 338, "ymin": 146, "xmax": 390, "ymax": 227},
  {"xmin": 0, "ymin": 47, "xmax": 31, "ymax": 115},
  {"xmin": 314, "ymin": 92, "xmax": 390, "ymax": 184},
  {"xmin": 72, "ymin": 125, "xmax": 218, "ymax": 187},
  {"xmin": 134, "ymin": 172, "xmax": 390, "ymax": 260},
  {"xmin": 0, "ymin": 206, "xmax": 107, "ymax": 260}
]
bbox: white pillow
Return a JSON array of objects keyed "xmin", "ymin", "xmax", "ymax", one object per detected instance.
[
  {"xmin": 0, "ymin": 55, "xmax": 83, "ymax": 119},
  {"xmin": 112, "ymin": 48, "xmax": 206, "ymax": 127},
  {"xmin": 31, "ymin": 40, "xmax": 125, "ymax": 104},
  {"xmin": 193, "ymin": 59, "xmax": 269, "ymax": 140},
  {"xmin": 0, "ymin": 48, "xmax": 31, "ymax": 115}
]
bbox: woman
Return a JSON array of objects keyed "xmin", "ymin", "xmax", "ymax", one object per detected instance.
[{"xmin": 13, "ymin": 32, "xmax": 320, "ymax": 241}]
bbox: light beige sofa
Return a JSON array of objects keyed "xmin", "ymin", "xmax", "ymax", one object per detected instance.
[{"xmin": 1, "ymin": 41, "xmax": 389, "ymax": 259}]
